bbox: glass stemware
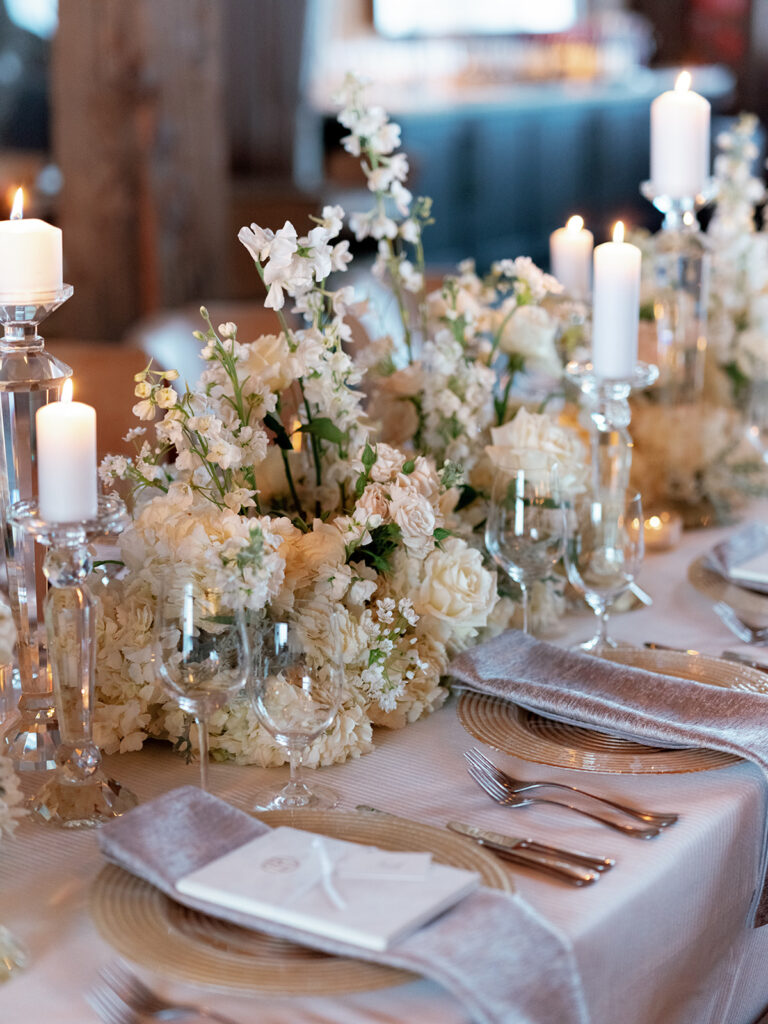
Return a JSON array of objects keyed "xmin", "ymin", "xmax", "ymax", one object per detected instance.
[
  {"xmin": 565, "ymin": 489, "xmax": 645, "ymax": 653},
  {"xmin": 485, "ymin": 460, "xmax": 566, "ymax": 634},
  {"xmin": 152, "ymin": 583, "xmax": 250, "ymax": 792},
  {"xmin": 249, "ymin": 606, "xmax": 341, "ymax": 811}
]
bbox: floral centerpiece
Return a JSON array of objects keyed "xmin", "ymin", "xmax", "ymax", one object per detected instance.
[{"xmin": 94, "ymin": 74, "xmax": 587, "ymax": 765}]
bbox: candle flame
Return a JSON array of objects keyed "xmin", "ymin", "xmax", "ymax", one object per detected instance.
[
  {"xmin": 675, "ymin": 70, "xmax": 691, "ymax": 93},
  {"xmin": 647, "ymin": 515, "xmax": 662, "ymax": 530},
  {"xmin": 612, "ymin": 221, "xmax": 625, "ymax": 244},
  {"xmin": 61, "ymin": 379, "xmax": 73, "ymax": 403},
  {"xmin": 10, "ymin": 187, "xmax": 23, "ymax": 220},
  {"xmin": 289, "ymin": 416, "xmax": 302, "ymax": 452},
  {"xmin": 566, "ymin": 215, "xmax": 584, "ymax": 233}
]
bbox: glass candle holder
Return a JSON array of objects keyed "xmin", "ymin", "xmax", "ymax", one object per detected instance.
[
  {"xmin": 9, "ymin": 496, "xmax": 138, "ymax": 828},
  {"xmin": 0, "ymin": 286, "xmax": 73, "ymax": 771}
]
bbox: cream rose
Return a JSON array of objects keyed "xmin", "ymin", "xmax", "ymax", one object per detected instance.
[
  {"xmin": 414, "ymin": 539, "xmax": 496, "ymax": 631},
  {"xmin": 486, "ymin": 408, "xmax": 588, "ymax": 496},
  {"xmin": 388, "ymin": 485, "xmax": 437, "ymax": 559},
  {"xmin": 498, "ymin": 304, "xmax": 560, "ymax": 376},
  {"xmin": 242, "ymin": 333, "xmax": 299, "ymax": 393}
]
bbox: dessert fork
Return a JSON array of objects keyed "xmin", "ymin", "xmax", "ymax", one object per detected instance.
[
  {"xmin": 466, "ymin": 761, "xmax": 661, "ymax": 838},
  {"xmin": 713, "ymin": 601, "xmax": 768, "ymax": 644},
  {"xmin": 465, "ymin": 749, "xmax": 678, "ymax": 827},
  {"xmin": 89, "ymin": 961, "xmax": 237, "ymax": 1023}
]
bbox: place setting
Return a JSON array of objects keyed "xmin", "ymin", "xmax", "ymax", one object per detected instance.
[{"xmin": 6, "ymin": 11, "xmax": 768, "ymax": 1024}]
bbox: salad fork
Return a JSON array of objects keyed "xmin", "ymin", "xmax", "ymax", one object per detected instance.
[
  {"xmin": 465, "ymin": 749, "xmax": 678, "ymax": 827},
  {"xmin": 466, "ymin": 761, "xmax": 661, "ymax": 838},
  {"xmin": 90, "ymin": 961, "xmax": 237, "ymax": 1023},
  {"xmin": 713, "ymin": 601, "xmax": 768, "ymax": 644}
]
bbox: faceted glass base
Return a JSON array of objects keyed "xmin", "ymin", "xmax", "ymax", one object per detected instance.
[
  {"xmin": 5, "ymin": 697, "xmax": 60, "ymax": 772},
  {"xmin": 0, "ymin": 925, "xmax": 27, "ymax": 983},
  {"xmin": 29, "ymin": 773, "xmax": 138, "ymax": 828},
  {"xmin": 251, "ymin": 780, "xmax": 340, "ymax": 813}
]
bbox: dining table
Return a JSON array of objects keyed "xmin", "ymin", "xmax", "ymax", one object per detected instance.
[{"xmin": 5, "ymin": 501, "xmax": 768, "ymax": 1024}]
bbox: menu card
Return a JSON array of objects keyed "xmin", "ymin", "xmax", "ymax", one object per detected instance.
[{"xmin": 176, "ymin": 826, "xmax": 479, "ymax": 951}]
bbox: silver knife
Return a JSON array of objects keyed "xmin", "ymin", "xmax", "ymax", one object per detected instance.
[
  {"xmin": 445, "ymin": 822, "xmax": 601, "ymax": 885},
  {"xmin": 447, "ymin": 821, "xmax": 614, "ymax": 873},
  {"xmin": 355, "ymin": 805, "xmax": 603, "ymax": 886}
]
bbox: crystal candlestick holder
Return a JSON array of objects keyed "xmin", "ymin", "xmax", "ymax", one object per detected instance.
[
  {"xmin": 9, "ymin": 496, "xmax": 138, "ymax": 827},
  {"xmin": 566, "ymin": 360, "xmax": 659, "ymax": 495},
  {"xmin": 0, "ymin": 286, "xmax": 73, "ymax": 771},
  {"xmin": 640, "ymin": 180, "xmax": 716, "ymax": 403}
]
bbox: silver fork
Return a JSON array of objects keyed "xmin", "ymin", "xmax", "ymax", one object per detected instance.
[
  {"xmin": 86, "ymin": 984, "xmax": 139, "ymax": 1024},
  {"xmin": 466, "ymin": 761, "xmax": 661, "ymax": 839},
  {"xmin": 713, "ymin": 601, "xmax": 768, "ymax": 644},
  {"xmin": 92, "ymin": 961, "xmax": 237, "ymax": 1023},
  {"xmin": 465, "ymin": 749, "xmax": 678, "ymax": 827}
]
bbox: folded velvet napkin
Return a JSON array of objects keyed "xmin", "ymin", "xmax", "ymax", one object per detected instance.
[
  {"xmin": 449, "ymin": 629, "xmax": 768, "ymax": 927},
  {"xmin": 707, "ymin": 522, "xmax": 768, "ymax": 592},
  {"xmin": 98, "ymin": 786, "xmax": 588, "ymax": 1024}
]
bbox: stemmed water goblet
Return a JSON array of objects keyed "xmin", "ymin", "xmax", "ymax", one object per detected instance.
[
  {"xmin": 152, "ymin": 582, "xmax": 250, "ymax": 792},
  {"xmin": 249, "ymin": 605, "xmax": 342, "ymax": 811},
  {"xmin": 485, "ymin": 458, "xmax": 567, "ymax": 635},
  {"xmin": 564, "ymin": 489, "xmax": 644, "ymax": 653}
]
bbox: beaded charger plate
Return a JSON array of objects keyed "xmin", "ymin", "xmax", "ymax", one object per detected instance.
[
  {"xmin": 456, "ymin": 648, "xmax": 766, "ymax": 774},
  {"xmin": 688, "ymin": 555, "xmax": 768, "ymax": 619},
  {"xmin": 90, "ymin": 808, "xmax": 513, "ymax": 996}
]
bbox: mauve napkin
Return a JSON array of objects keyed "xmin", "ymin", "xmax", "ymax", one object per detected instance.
[
  {"xmin": 449, "ymin": 629, "xmax": 768, "ymax": 927},
  {"xmin": 707, "ymin": 522, "xmax": 768, "ymax": 592},
  {"xmin": 98, "ymin": 786, "xmax": 588, "ymax": 1024}
]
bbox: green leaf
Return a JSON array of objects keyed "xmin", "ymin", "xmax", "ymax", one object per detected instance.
[
  {"xmin": 402, "ymin": 459, "xmax": 415, "ymax": 475},
  {"xmin": 300, "ymin": 417, "xmax": 346, "ymax": 447},
  {"xmin": 354, "ymin": 471, "xmax": 368, "ymax": 499},
  {"xmin": 354, "ymin": 523, "xmax": 402, "ymax": 575},
  {"xmin": 362, "ymin": 442, "xmax": 377, "ymax": 472},
  {"xmin": 433, "ymin": 526, "xmax": 452, "ymax": 549},
  {"xmin": 455, "ymin": 484, "xmax": 480, "ymax": 512},
  {"xmin": 264, "ymin": 413, "xmax": 293, "ymax": 451}
]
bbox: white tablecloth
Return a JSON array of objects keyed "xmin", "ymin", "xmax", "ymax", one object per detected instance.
[{"xmin": 4, "ymin": 507, "xmax": 768, "ymax": 1024}]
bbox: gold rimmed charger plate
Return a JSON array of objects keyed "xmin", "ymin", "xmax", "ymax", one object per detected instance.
[
  {"xmin": 688, "ymin": 555, "xmax": 768, "ymax": 619},
  {"xmin": 90, "ymin": 808, "xmax": 513, "ymax": 996},
  {"xmin": 457, "ymin": 648, "xmax": 766, "ymax": 774}
]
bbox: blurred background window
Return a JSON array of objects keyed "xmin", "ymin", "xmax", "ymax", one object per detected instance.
[{"xmin": 373, "ymin": 0, "xmax": 581, "ymax": 37}]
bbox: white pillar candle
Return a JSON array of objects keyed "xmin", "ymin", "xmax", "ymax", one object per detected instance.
[
  {"xmin": 0, "ymin": 188, "xmax": 63, "ymax": 297},
  {"xmin": 591, "ymin": 221, "xmax": 641, "ymax": 379},
  {"xmin": 650, "ymin": 71, "xmax": 710, "ymax": 198},
  {"xmin": 549, "ymin": 215, "xmax": 594, "ymax": 299},
  {"xmin": 36, "ymin": 382, "xmax": 98, "ymax": 522}
]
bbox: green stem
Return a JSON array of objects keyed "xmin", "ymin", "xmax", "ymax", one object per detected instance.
[{"xmin": 279, "ymin": 447, "xmax": 304, "ymax": 520}]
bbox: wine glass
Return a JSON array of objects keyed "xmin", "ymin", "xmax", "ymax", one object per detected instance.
[
  {"xmin": 485, "ymin": 458, "xmax": 567, "ymax": 634},
  {"xmin": 249, "ymin": 605, "xmax": 342, "ymax": 811},
  {"xmin": 152, "ymin": 582, "xmax": 250, "ymax": 791},
  {"xmin": 564, "ymin": 489, "xmax": 644, "ymax": 653}
]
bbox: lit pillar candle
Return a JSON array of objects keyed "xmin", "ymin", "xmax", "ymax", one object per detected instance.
[
  {"xmin": 36, "ymin": 381, "xmax": 98, "ymax": 522},
  {"xmin": 650, "ymin": 71, "xmax": 710, "ymax": 198},
  {"xmin": 591, "ymin": 221, "xmax": 641, "ymax": 379},
  {"xmin": 0, "ymin": 188, "xmax": 63, "ymax": 297},
  {"xmin": 549, "ymin": 215, "xmax": 594, "ymax": 299}
]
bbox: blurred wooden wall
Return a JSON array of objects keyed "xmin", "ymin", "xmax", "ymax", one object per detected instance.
[{"xmin": 51, "ymin": 0, "xmax": 229, "ymax": 340}]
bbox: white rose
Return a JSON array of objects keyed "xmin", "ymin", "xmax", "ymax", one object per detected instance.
[
  {"xmin": 388, "ymin": 485, "xmax": 436, "ymax": 558},
  {"xmin": 414, "ymin": 539, "xmax": 496, "ymax": 632},
  {"xmin": 370, "ymin": 443, "xmax": 405, "ymax": 483},
  {"xmin": 486, "ymin": 408, "xmax": 588, "ymax": 495},
  {"xmin": 242, "ymin": 333, "xmax": 299, "ymax": 393},
  {"xmin": 357, "ymin": 483, "xmax": 389, "ymax": 519},
  {"xmin": 499, "ymin": 304, "xmax": 560, "ymax": 376}
]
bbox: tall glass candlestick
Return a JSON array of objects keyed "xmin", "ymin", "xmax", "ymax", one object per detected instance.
[
  {"xmin": 640, "ymin": 180, "xmax": 716, "ymax": 403},
  {"xmin": 10, "ymin": 495, "xmax": 138, "ymax": 827},
  {"xmin": 0, "ymin": 287, "xmax": 73, "ymax": 770}
]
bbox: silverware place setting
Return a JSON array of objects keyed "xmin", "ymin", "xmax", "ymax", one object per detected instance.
[
  {"xmin": 88, "ymin": 961, "xmax": 238, "ymax": 1024},
  {"xmin": 713, "ymin": 601, "xmax": 768, "ymax": 644},
  {"xmin": 464, "ymin": 749, "xmax": 674, "ymax": 839}
]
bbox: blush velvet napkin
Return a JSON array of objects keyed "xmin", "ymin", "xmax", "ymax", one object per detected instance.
[
  {"xmin": 98, "ymin": 786, "xmax": 589, "ymax": 1024},
  {"xmin": 449, "ymin": 629, "xmax": 768, "ymax": 927}
]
